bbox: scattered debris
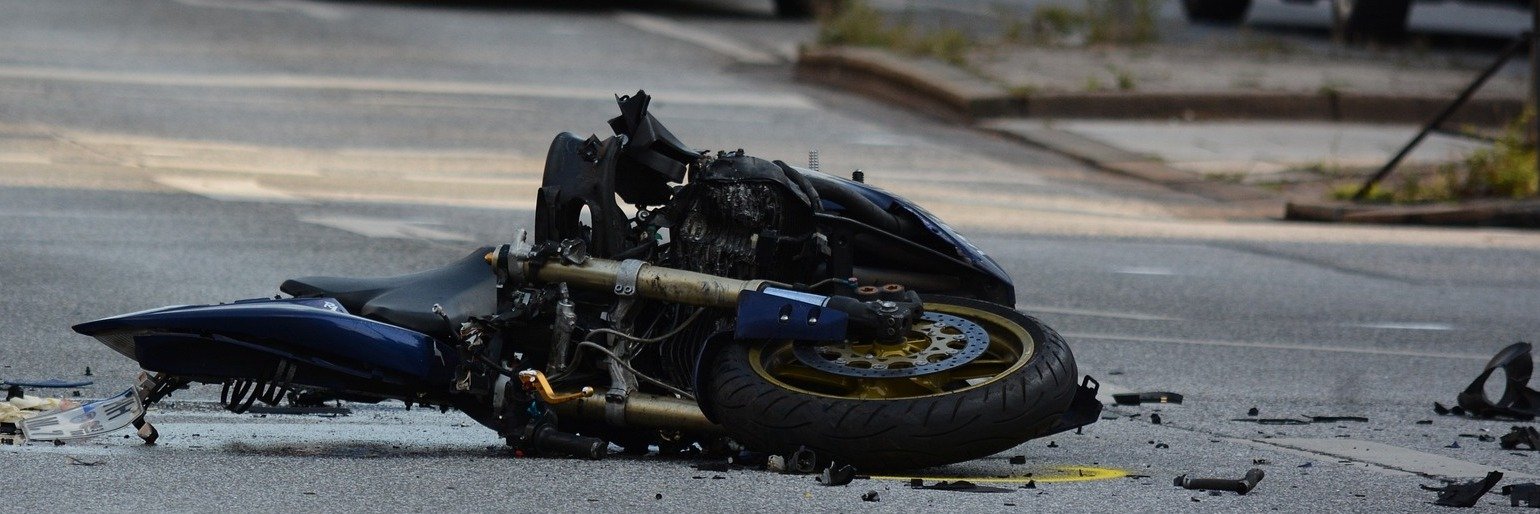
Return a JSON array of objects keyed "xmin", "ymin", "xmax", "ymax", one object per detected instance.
[
  {"xmin": 1150, "ymin": 414, "xmax": 1162, "ymax": 425},
  {"xmin": 83, "ymin": 367, "xmax": 92, "ymax": 376},
  {"xmin": 1502, "ymin": 483, "xmax": 1540, "ymax": 507},
  {"xmin": 779, "ymin": 446, "xmax": 818, "ymax": 474},
  {"xmin": 654, "ymin": 493, "xmax": 662, "ymax": 500},
  {"xmin": 1417, "ymin": 420, "xmax": 1434, "ymax": 425},
  {"xmin": 1446, "ymin": 441, "xmax": 1462, "ymax": 449},
  {"xmin": 1422, "ymin": 471, "xmax": 1503, "ymax": 507},
  {"xmin": 908, "ymin": 480, "xmax": 1013, "ymax": 493},
  {"xmin": 861, "ymin": 491, "xmax": 880, "ymax": 502},
  {"xmin": 66, "ymin": 456, "xmax": 103, "ymax": 466},
  {"xmin": 1434, "ymin": 402, "xmax": 1467, "ymax": 417},
  {"xmin": 1173, "ymin": 468, "xmax": 1265, "ymax": 495},
  {"xmin": 1155, "ymin": 443, "xmax": 1169, "ymax": 449},
  {"xmin": 1309, "ymin": 416, "xmax": 1368, "ymax": 423},
  {"xmin": 817, "ymin": 464, "xmax": 857, "ymax": 486},
  {"xmin": 766, "ymin": 455, "xmax": 786, "ymax": 473},
  {"xmin": 1230, "ymin": 418, "xmax": 1310, "ymax": 425},
  {"xmin": 1247, "ymin": 407, "xmax": 1259, "ymax": 416},
  {"xmin": 1021, "ymin": 480, "xmax": 1037, "ymax": 489},
  {"xmin": 1112, "ymin": 392, "xmax": 1183, "ymax": 406},
  {"xmin": 1502, "ymin": 426, "xmax": 1540, "ymax": 451},
  {"xmin": 1009, "ymin": 455, "xmax": 1026, "ymax": 465},
  {"xmin": 1298, "ymin": 462, "xmax": 1313, "ymax": 468},
  {"xmin": 1453, "ymin": 343, "xmax": 1540, "ymax": 420},
  {"xmin": 1252, "ymin": 459, "xmax": 1270, "ymax": 465}
]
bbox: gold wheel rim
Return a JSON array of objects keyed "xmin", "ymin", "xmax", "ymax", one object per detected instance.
[{"xmin": 748, "ymin": 302, "xmax": 1034, "ymax": 400}]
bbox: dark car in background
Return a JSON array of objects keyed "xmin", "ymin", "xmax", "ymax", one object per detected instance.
[{"xmin": 1184, "ymin": 0, "xmax": 1531, "ymax": 39}]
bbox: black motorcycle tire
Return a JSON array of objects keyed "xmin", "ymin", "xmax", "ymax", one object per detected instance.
[{"xmin": 703, "ymin": 296, "xmax": 1078, "ymax": 470}]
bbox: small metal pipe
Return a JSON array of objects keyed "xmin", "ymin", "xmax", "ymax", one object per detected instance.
[{"xmin": 553, "ymin": 392, "xmax": 722, "ymax": 433}]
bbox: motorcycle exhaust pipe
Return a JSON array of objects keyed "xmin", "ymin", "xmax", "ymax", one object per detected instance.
[
  {"xmin": 490, "ymin": 245, "xmax": 773, "ymax": 309},
  {"xmin": 553, "ymin": 392, "xmax": 723, "ymax": 434}
]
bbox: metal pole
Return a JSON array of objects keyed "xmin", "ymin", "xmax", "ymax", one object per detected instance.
[
  {"xmin": 1352, "ymin": 33, "xmax": 1531, "ymax": 200},
  {"xmin": 1532, "ymin": 0, "xmax": 1538, "ymax": 177}
]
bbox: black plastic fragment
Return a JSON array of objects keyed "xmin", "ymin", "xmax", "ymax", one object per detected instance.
[
  {"xmin": 4, "ymin": 385, "xmax": 20, "ymax": 400},
  {"xmin": 1417, "ymin": 420, "xmax": 1434, "ymax": 425},
  {"xmin": 817, "ymin": 464, "xmax": 857, "ymax": 486},
  {"xmin": 1173, "ymin": 469, "xmax": 1265, "ymax": 495},
  {"xmin": 1502, "ymin": 483, "xmax": 1540, "ymax": 507},
  {"xmin": 1456, "ymin": 342, "xmax": 1540, "ymax": 420},
  {"xmin": 1009, "ymin": 455, "xmax": 1026, "ymax": 465},
  {"xmin": 1421, "ymin": 471, "xmax": 1503, "ymax": 507},
  {"xmin": 788, "ymin": 446, "xmax": 819, "ymax": 474},
  {"xmin": 908, "ymin": 480, "xmax": 1014, "ymax": 493},
  {"xmin": 1247, "ymin": 407, "xmax": 1259, "ymax": 416},
  {"xmin": 1309, "ymin": 416, "xmax": 1368, "ymax": 423},
  {"xmin": 1230, "ymin": 418, "xmax": 1310, "ymax": 425},
  {"xmin": 1151, "ymin": 413, "xmax": 1163, "ymax": 425},
  {"xmin": 861, "ymin": 491, "xmax": 879, "ymax": 502},
  {"xmin": 1502, "ymin": 426, "xmax": 1540, "ymax": 451},
  {"xmin": 1112, "ymin": 391, "xmax": 1183, "ymax": 406}
]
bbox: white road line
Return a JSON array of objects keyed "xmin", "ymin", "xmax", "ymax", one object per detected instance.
[
  {"xmin": 172, "ymin": 0, "xmax": 350, "ymax": 21},
  {"xmin": 1065, "ymin": 332, "xmax": 1492, "ymax": 361},
  {"xmin": 298, "ymin": 215, "xmax": 476, "ymax": 242},
  {"xmin": 1018, "ymin": 304, "xmax": 1179, "ymax": 322},
  {"xmin": 0, "ymin": 65, "xmax": 816, "ymax": 110},
  {"xmin": 1350, "ymin": 322, "xmax": 1456, "ymax": 331},
  {"xmin": 613, "ymin": 12, "xmax": 782, "ymax": 66},
  {"xmin": 154, "ymin": 176, "xmax": 310, "ymax": 203},
  {"xmin": 1259, "ymin": 438, "xmax": 1534, "ymax": 480},
  {"xmin": 1110, "ymin": 266, "xmax": 1178, "ymax": 276}
]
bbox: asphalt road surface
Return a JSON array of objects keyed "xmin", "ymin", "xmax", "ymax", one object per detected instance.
[{"xmin": 5, "ymin": 0, "xmax": 1540, "ymax": 511}]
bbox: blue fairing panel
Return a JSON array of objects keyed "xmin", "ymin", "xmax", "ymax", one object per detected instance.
[{"xmin": 72, "ymin": 298, "xmax": 441, "ymax": 381}]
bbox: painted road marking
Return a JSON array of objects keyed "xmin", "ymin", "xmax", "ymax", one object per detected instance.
[
  {"xmin": 172, "ymin": 0, "xmax": 350, "ymax": 21},
  {"xmin": 298, "ymin": 215, "xmax": 476, "ymax": 242},
  {"xmin": 613, "ymin": 12, "xmax": 782, "ymax": 65},
  {"xmin": 1110, "ymin": 266, "xmax": 1178, "ymax": 276},
  {"xmin": 0, "ymin": 65, "xmax": 816, "ymax": 110},
  {"xmin": 1020, "ymin": 304, "xmax": 1179, "ymax": 322},
  {"xmin": 1350, "ymin": 322, "xmax": 1455, "ymax": 331},
  {"xmin": 1066, "ymin": 332, "xmax": 1493, "ymax": 361},
  {"xmin": 154, "ymin": 176, "xmax": 309, "ymax": 203},
  {"xmin": 1259, "ymin": 438, "xmax": 1533, "ymax": 479}
]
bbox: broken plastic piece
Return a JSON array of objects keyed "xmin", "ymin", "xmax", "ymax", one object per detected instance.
[
  {"xmin": 1503, "ymin": 483, "xmax": 1540, "ymax": 507},
  {"xmin": 1112, "ymin": 392, "xmax": 1183, "ymax": 406},
  {"xmin": 818, "ymin": 464, "xmax": 857, "ymax": 486},
  {"xmin": 1151, "ymin": 413, "xmax": 1162, "ymax": 425},
  {"xmin": 1502, "ymin": 426, "xmax": 1540, "ymax": 451},
  {"xmin": 861, "ymin": 491, "xmax": 879, "ymax": 502},
  {"xmin": 1247, "ymin": 407, "xmax": 1259, "ymax": 416},
  {"xmin": 1422, "ymin": 471, "xmax": 1503, "ymax": 507},
  {"xmin": 908, "ymin": 480, "xmax": 1013, "ymax": 493},
  {"xmin": 787, "ymin": 446, "xmax": 818, "ymax": 474},
  {"xmin": 1173, "ymin": 469, "xmax": 1265, "ymax": 495},
  {"xmin": 1457, "ymin": 342, "xmax": 1540, "ymax": 420},
  {"xmin": 1230, "ymin": 418, "xmax": 1310, "ymax": 425},
  {"xmin": 1309, "ymin": 416, "xmax": 1368, "ymax": 423},
  {"xmin": 1009, "ymin": 455, "xmax": 1026, "ymax": 465}
]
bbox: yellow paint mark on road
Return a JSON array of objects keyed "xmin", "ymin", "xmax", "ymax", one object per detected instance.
[{"xmin": 870, "ymin": 465, "xmax": 1128, "ymax": 485}]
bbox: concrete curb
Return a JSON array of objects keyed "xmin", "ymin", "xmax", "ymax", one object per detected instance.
[
  {"xmin": 979, "ymin": 120, "xmax": 1277, "ymax": 202},
  {"xmin": 796, "ymin": 46, "xmax": 1525, "ymax": 126},
  {"xmin": 1285, "ymin": 199, "xmax": 1540, "ymax": 227}
]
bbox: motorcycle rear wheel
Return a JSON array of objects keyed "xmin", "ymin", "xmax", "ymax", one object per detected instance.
[{"xmin": 704, "ymin": 296, "xmax": 1078, "ymax": 470}]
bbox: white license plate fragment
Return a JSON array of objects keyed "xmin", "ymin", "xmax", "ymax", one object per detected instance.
[{"xmin": 19, "ymin": 388, "xmax": 142, "ymax": 441}]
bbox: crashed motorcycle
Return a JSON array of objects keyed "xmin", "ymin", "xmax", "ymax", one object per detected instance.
[{"xmin": 69, "ymin": 91, "xmax": 1099, "ymax": 469}]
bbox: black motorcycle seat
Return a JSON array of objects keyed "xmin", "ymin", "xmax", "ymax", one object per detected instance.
[{"xmin": 279, "ymin": 247, "xmax": 496, "ymax": 339}]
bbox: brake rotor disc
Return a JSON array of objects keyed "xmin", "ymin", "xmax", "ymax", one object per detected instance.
[{"xmin": 791, "ymin": 312, "xmax": 990, "ymax": 378}]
